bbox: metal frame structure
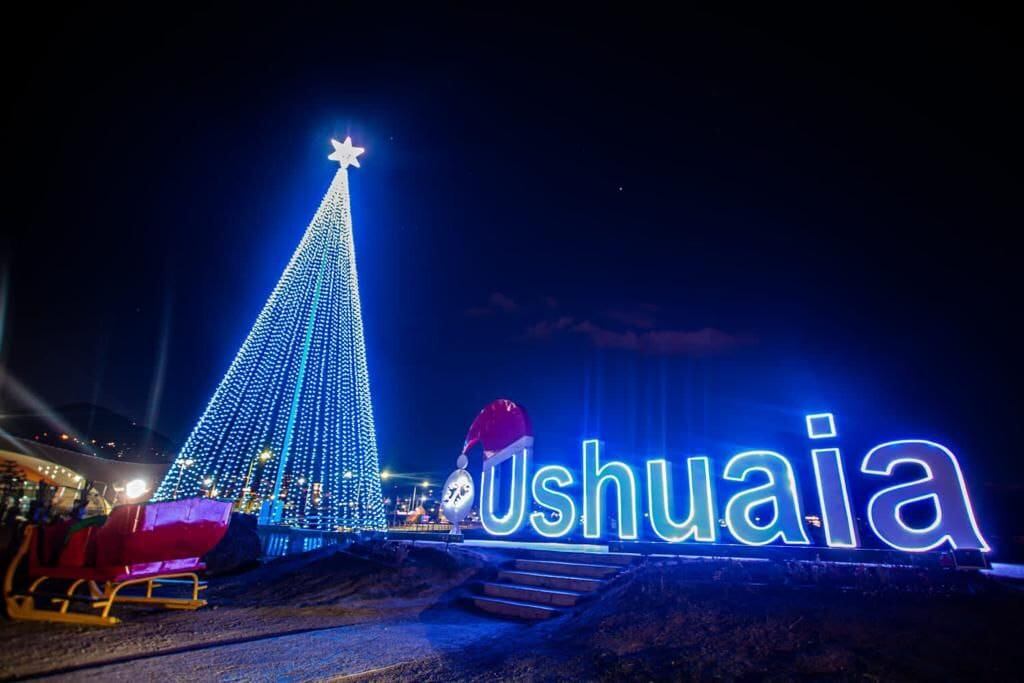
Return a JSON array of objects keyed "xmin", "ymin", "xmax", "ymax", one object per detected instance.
[{"xmin": 4, "ymin": 526, "xmax": 208, "ymax": 627}]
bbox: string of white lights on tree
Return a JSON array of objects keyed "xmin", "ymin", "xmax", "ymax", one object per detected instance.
[{"xmin": 153, "ymin": 138, "xmax": 386, "ymax": 531}]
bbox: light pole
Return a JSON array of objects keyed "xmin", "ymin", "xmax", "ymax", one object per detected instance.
[
  {"xmin": 410, "ymin": 480, "xmax": 429, "ymax": 523},
  {"xmin": 380, "ymin": 472, "xmax": 399, "ymax": 527},
  {"xmin": 173, "ymin": 458, "xmax": 195, "ymax": 498},
  {"xmin": 378, "ymin": 471, "xmax": 439, "ymax": 525},
  {"xmin": 241, "ymin": 449, "xmax": 273, "ymax": 512},
  {"xmin": 392, "ymin": 486, "xmax": 399, "ymax": 527}
]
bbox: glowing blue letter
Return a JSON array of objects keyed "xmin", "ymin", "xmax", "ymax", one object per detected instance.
[
  {"xmin": 862, "ymin": 440, "xmax": 990, "ymax": 552},
  {"xmin": 529, "ymin": 465, "xmax": 576, "ymax": 538},
  {"xmin": 812, "ymin": 448, "xmax": 859, "ymax": 548},
  {"xmin": 582, "ymin": 440, "xmax": 638, "ymax": 539},
  {"xmin": 479, "ymin": 449, "xmax": 530, "ymax": 536},
  {"xmin": 805, "ymin": 415, "xmax": 857, "ymax": 547},
  {"xmin": 723, "ymin": 451, "xmax": 810, "ymax": 546},
  {"xmin": 646, "ymin": 457, "xmax": 716, "ymax": 542}
]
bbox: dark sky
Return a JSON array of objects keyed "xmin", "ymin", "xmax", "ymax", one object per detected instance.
[{"xmin": 4, "ymin": 6, "xmax": 1022, "ymax": 520}]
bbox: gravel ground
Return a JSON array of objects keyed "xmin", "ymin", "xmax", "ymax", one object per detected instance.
[
  {"xmin": 371, "ymin": 559, "xmax": 1024, "ymax": 682},
  {"xmin": 1, "ymin": 542, "xmax": 504, "ymax": 681},
  {"xmin": 3, "ymin": 545, "xmax": 1022, "ymax": 682},
  {"xmin": 28, "ymin": 609, "xmax": 522, "ymax": 682}
]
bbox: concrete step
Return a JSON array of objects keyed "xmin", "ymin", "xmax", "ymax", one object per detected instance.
[
  {"xmin": 514, "ymin": 558, "xmax": 621, "ymax": 578},
  {"xmin": 498, "ymin": 569, "xmax": 605, "ymax": 593},
  {"xmin": 472, "ymin": 596, "xmax": 560, "ymax": 620},
  {"xmin": 523, "ymin": 549, "xmax": 639, "ymax": 566},
  {"xmin": 482, "ymin": 581, "xmax": 584, "ymax": 607}
]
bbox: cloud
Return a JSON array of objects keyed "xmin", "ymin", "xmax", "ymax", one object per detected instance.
[
  {"xmin": 576, "ymin": 321, "xmax": 749, "ymax": 355},
  {"xmin": 602, "ymin": 304, "xmax": 659, "ymax": 330},
  {"xmin": 466, "ymin": 292, "xmax": 520, "ymax": 317},
  {"xmin": 524, "ymin": 311, "xmax": 751, "ymax": 357},
  {"xmin": 489, "ymin": 292, "xmax": 519, "ymax": 313},
  {"xmin": 476, "ymin": 295, "xmax": 745, "ymax": 356},
  {"xmin": 525, "ymin": 316, "xmax": 576, "ymax": 339}
]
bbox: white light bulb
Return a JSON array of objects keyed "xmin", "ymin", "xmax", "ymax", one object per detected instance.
[{"xmin": 125, "ymin": 479, "xmax": 147, "ymax": 499}]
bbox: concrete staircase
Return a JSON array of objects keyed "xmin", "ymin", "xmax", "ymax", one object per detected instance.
[{"xmin": 472, "ymin": 548, "xmax": 637, "ymax": 620}]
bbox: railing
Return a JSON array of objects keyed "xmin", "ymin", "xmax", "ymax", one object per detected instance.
[
  {"xmin": 256, "ymin": 525, "xmax": 352, "ymax": 558},
  {"xmin": 388, "ymin": 523, "xmax": 454, "ymax": 533}
]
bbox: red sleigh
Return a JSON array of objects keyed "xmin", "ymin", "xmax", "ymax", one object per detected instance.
[{"xmin": 4, "ymin": 497, "xmax": 231, "ymax": 626}]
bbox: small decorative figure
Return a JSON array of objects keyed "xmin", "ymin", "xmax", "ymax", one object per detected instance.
[{"xmin": 441, "ymin": 454, "xmax": 474, "ymax": 537}]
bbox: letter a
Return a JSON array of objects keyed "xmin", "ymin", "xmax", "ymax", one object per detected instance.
[
  {"xmin": 861, "ymin": 440, "xmax": 989, "ymax": 552},
  {"xmin": 724, "ymin": 451, "xmax": 810, "ymax": 545}
]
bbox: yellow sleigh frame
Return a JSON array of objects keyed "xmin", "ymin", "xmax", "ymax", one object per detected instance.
[{"xmin": 4, "ymin": 525, "xmax": 208, "ymax": 627}]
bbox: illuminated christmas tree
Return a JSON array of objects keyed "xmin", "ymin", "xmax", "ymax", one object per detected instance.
[{"xmin": 153, "ymin": 138, "xmax": 386, "ymax": 531}]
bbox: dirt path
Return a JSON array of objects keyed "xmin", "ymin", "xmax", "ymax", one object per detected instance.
[
  {"xmin": 21, "ymin": 608, "xmax": 522, "ymax": 682},
  {"xmin": 2, "ymin": 543, "xmax": 508, "ymax": 681},
  {"xmin": 14, "ymin": 610, "xmax": 524, "ymax": 679}
]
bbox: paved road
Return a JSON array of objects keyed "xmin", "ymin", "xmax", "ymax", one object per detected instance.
[{"xmin": 31, "ymin": 610, "xmax": 524, "ymax": 682}]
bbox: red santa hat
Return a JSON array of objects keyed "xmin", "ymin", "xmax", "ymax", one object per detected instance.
[{"xmin": 461, "ymin": 398, "xmax": 534, "ymax": 470}]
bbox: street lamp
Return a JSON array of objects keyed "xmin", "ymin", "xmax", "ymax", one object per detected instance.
[
  {"xmin": 391, "ymin": 485, "xmax": 400, "ymax": 528},
  {"xmin": 173, "ymin": 457, "xmax": 195, "ymax": 498},
  {"xmin": 125, "ymin": 479, "xmax": 148, "ymax": 500},
  {"xmin": 412, "ymin": 481, "xmax": 429, "ymax": 510},
  {"xmin": 241, "ymin": 449, "xmax": 273, "ymax": 511}
]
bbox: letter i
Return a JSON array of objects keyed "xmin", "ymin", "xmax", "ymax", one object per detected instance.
[{"xmin": 807, "ymin": 413, "xmax": 859, "ymax": 548}]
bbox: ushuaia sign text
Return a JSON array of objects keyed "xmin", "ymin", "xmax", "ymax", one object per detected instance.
[{"xmin": 453, "ymin": 400, "xmax": 989, "ymax": 554}]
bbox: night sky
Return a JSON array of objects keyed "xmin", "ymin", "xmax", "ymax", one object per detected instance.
[{"xmin": 4, "ymin": 7, "xmax": 1022, "ymax": 526}]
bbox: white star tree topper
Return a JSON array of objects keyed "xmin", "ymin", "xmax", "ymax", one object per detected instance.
[{"xmin": 328, "ymin": 136, "xmax": 364, "ymax": 169}]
